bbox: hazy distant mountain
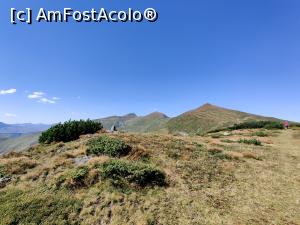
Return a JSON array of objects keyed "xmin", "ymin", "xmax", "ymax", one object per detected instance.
[
  {"xmin": 95, "ymin": 113, "xmax": 138, "ymax": 130},
  {"xmin": 0, "ymin": 132, "xmax": 40, "ymax": 154},
  {"xmin": 122, "ymin": 112, "xmax": 169, "ymax": 133},
  {"xmin": 96, "ymin": 112, "xmax": 169, "ymax": 133},
  {"xmin": 0, "ymin": 122, "xmax": 51, "ymax": 134},
  {"xmin": 0, "ymin": 122, "xmax": 50, "ymax": 154},
  {"xmin": 167, "ymin": 103, "xmax": 281, "ymax": 134}
]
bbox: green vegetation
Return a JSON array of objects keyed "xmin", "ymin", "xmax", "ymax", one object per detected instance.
[
  {"xmin": 86, "ymin": 136, "xmax": 131, "ymax": 157},
  {"xmin": 70, "ymin": 166, "xmax": 89, "ymax": 183},
  {"xmin": 252, "ymin": 131, "xmax": 268, "ymax": 137},
  {"xmin": 0, "ymin": 130, "xmax": 299, "ymax": 224},
  {"xmin": 229, "ymin": 121, "xmax": 283, "ymax": 130},
  {"xmin": 100, "ymin": 160, "xmax": 166, "ymax": 187},
  {"xmin": 39, "ymin": 120, "xmax": 102, "ymax": 143},
  {"xmin": 0, "ymin": 189, "xmax": 81, "ymax": 225},
  {"xmin": 167, "ymin": 104, "xmax": 282, "ymax": 134},
  {"xmin": 239, "ymin": 138, "xmax": 262, "ymax": 146},
  {"xmin": 221, "ymin": 139, "xmax": 235, "ymax": 143},
  {"xmin": 209, "ymin": 121, "xmax": 284, "ymax": 133},
  {"xmin": 208, "ymin": 148, "xmax": 233, "ymax": 160},
  {"xmin": 0, "ymin": 164, "xmax": 6, "ymax": 178}
]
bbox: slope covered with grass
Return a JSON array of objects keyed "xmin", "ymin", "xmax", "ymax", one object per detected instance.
[
  {"xmin": 167, "ymin": 103, "xmax": 281, "ymax": 134},
  {"xmin": 0, "ymin": 128, "xmax": 299, "ymax": 225}
]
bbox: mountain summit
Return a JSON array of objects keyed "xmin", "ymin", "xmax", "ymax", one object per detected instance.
[{"xmin": 167, "ymin": 103, "xmax": 280, "ymax": 134}]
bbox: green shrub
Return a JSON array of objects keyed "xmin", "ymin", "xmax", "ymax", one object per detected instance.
[
  {"xmin": 39, "ymin": 119, "xmax": 102, "ymax": 143},
  {"xmin": 70, "ymin": 167, "xmax": 89, "ymax": 182},
  {"xmin": 55, "ymin": 167, "xmax": 91, "ymax": 189},
  {"xmin": 99, "ymin": 160, "xmax": 166, "ymax": 186},
  {"xmin": 64, "ymin": 166, "xmax": 90, "ymax": 188},
  {"xmin": 238, "ymin": 139, "xmax": 262, "ymax": 146},
  {"xmin": 230, "ymin": 121, "xmax": 284, "ymax": 130},
  {"xmin": 0, "ymin": 164, "xmax": 6, "ymax": 178},
  {"xmin": 209, "ymin": 121, "xmax": 284, "ymax": 133},
  {"xmin": 221, "ymin": 139, "xmax": 235, "ymax": 143},
  {"xmin": 86, "ymin": 136, "xmax": 131, "ymax": 157},
  {"xmin": 252, "ymin": 131, "xmax": 268, "ymax": 137}
]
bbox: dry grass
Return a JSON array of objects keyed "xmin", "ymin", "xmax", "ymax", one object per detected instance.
[
  {"xmin": 0, "ymin": 156, "xmax": 37, "ymax": 175},
  {"xmin": 0, "ymin": 130, "xmax": 299, "ymax": 225}
]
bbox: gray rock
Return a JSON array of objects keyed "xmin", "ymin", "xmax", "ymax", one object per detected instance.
[
  {"xmin": 73, "ymin": 156, "xmax": 92, "ymax": 165},
  {"xmin": 0, "ymin": 176, "xmax": 11, "ymax": 188}
]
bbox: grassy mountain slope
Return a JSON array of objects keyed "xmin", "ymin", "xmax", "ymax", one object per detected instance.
[
  {"xmin": 0, "ymin": 133, "xmax": 22, "ymax": 142},
  {"xmin": 122, "ymin": 112, "xmax": 169, "ymax": 133},
  {"xmin": 167, "ymin": 103, "xmax": 281, "ymax": 134},
  {"xmin": 0, "ymin": 133, "xmax": 40, "ymax": 154},
  {"xmin": 95, "ymin": 113, "xmax": 137, "ymax": 130},
  {"xmin": 0, "ymin": 129, "xmax": 299, "ymax": 224},
  {"xmin": 96, "ymin": 112, "xmax": 169, "ymax": 133}
]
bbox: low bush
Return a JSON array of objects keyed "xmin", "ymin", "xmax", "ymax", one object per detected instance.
[
  {"xmin": 65, "ymin": 166, "xmax": 89, "ymax": 188},
  {"xmin": 221, "ymin": 139, "xmax": 235, "ymax": 143},
  {"xmin": 39, "ymin": 119, "xmax": 102, "ymax": 144},
  {"xmin": 238, "ymin": 139, "xmax": 262, "ymax": 146},
  {"xmin": 55, "ymin": 166, "xmax": 92, "ymax": 189},
  {"xmin": 70, "ymin": 167, "xmax": 89, "ymax": 183},
  {"xmin": 209, "ymin": 121, "xmax": 284, "ymax": 133},
  {"xmin": 99, "ymin": 160, "xmax": 166, "ymax": 186},
  {"xmin": 230, "ymin": 121, "xmax": 284, "ymax": 130},
  {"xmin": 208, "ymin": 149, "xmax": 234, "ymax": 160},
  {"xmin": 252, "ymin": 131, "xmax": 268, "ymax": 137},
  {"xmin": 86, "ymin": 136, "xmax": 131, "ymax": 157},
  {"xmin": 0, "ymin": 164, "xmax": 6, "ymax": 178}
]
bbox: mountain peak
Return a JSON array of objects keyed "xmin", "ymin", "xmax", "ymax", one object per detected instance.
[
  {"xmin": 146, "ymin": 112, "xmax": 169, "ymax": 119},
  {"xmin": 123, "ymin": 113, "xmax": 138, "ymax": 118},
  {"xmin": 199, "ymin": 103, "xmax": 214, "ymax": 109},
  {"xmin": 191, "ymin": 103, "xmax": 220, "ymax": 113}
]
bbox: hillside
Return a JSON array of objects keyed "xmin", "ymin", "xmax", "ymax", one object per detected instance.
[
  {"xmin": 167, "ymin": 103, "xmax": 281, "ymax": 134},
  {"xmin": 95, "ymin": 113, "xmax": 137, "ymax": 130},
  {"xmin": 0, "ymin": 133, "xmax": 40, "ymax": 154},
  {"xmin": 96, "ymin": 112, "xmax": 169, "ymax": 134},
  {"xmin": 0, "ymin": 128, "xmax": 299, "ymax": 224},
  {"xmin": 122, "ymin": 112, "xmax": 169, "ymax": 133}
]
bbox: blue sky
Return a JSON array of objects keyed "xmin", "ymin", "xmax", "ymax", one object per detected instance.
[{"xmin": 1, "ymin": 0, "xmax": 300, "ymax": 124}]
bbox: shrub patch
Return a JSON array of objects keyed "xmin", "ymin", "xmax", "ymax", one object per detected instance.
[
  {"xmin": 39, "ymin": 119, "xmax": 102, "ymax": 143},
  {"xmin": 86, "ymin": 136, "xmax": 131, "ymax": 157},
  {"xmin": 99, "ymin": 160, "xmax": 166, "ymax": 187}
]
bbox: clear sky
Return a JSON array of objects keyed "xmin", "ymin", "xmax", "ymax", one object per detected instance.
[{"xmin": 1, "ymin": 0, "xmax": 300, "ymax": 124}]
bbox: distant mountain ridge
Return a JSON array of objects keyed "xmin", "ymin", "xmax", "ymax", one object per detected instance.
[
  {"xmin": 0, "ymin": 103, "xmax": 290, "ymax": 154},
  {"xmin": 0, "ymin": 123, "xmax": 50, "ymax": 154},
  {"xmin": 97, "ymin": 112, "xmax": 169, "ymax": 133},
  {"xmin": 95, "ymin": 103, "xmax": 286, "ymax": 135},
  {"xmin": 0, "ymin": 122, "xmax": 51, "ymax": 134},
  {"xmin": 95, "ymin": 113, "xmax": 138, "ymax": 131},
  {"xmin": 0, "ymin": 132, "xmax": 40, "ymax": 154}
]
